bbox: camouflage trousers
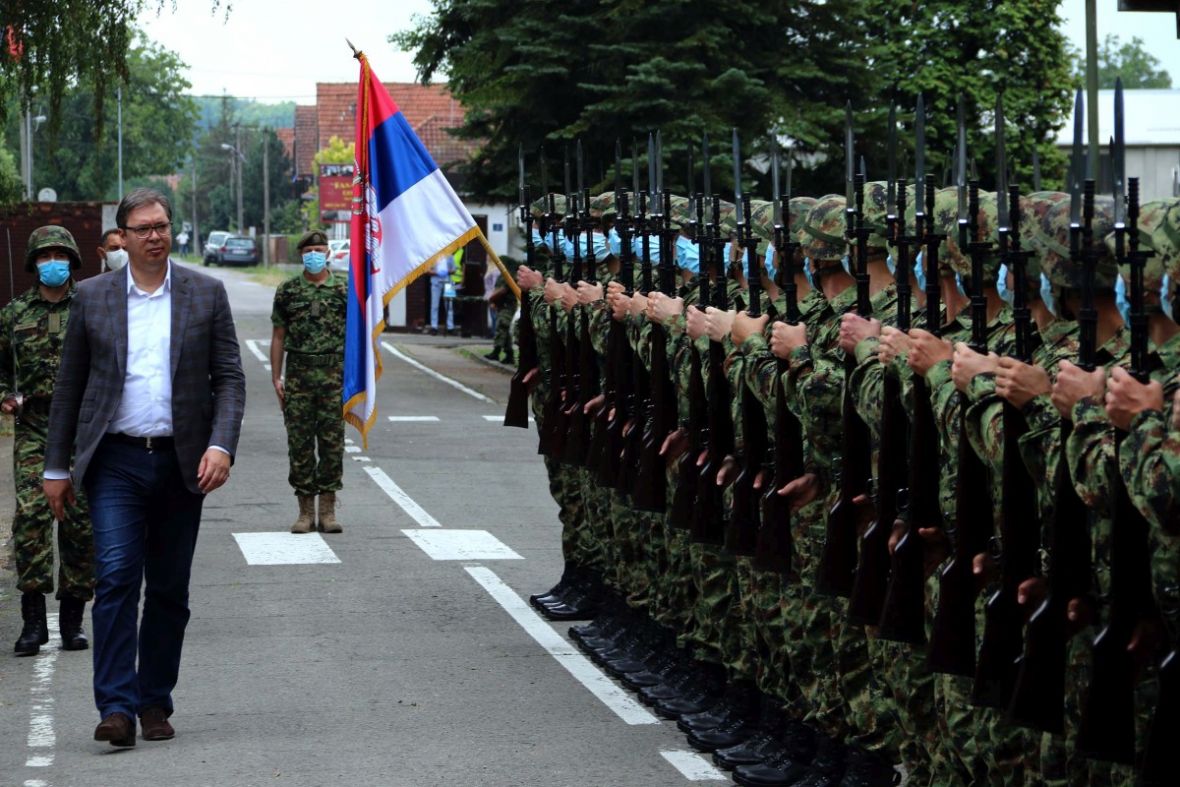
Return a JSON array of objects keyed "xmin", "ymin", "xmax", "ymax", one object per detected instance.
[
  {"xmin": 10, "ymin": 406, "xmax": 94, "ymax": 599},
  {"xmin": 543, "ymin": 456, "xmax": 582, "ymax": 564},
  {"xmin": 282, "ymin": 357, "xmax": 344, "ymax": 496},
  {"xmin": 735, "ymin": 559, "xmax": 796, "ymax": 704},
  {"xmin": 492, "ymin": 299, "xmax": 516, "ymax": 356},
  {"xmin": 687, "ymin": 537, "xmax": 741, "ymax": 670}
]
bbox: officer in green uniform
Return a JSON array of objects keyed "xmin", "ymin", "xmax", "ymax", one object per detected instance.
[
  {"xmin": 1, "ymin": 226, "xmax": 94, "ymax": 656},
  {"xmin": 270, "ymin": 230, "xmax": 348, "ymax": 534}
]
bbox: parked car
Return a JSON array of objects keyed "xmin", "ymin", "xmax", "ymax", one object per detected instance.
[
  {"xmin": 328, "ymin": 239, "xmax": 350, "ymax": 272},
  {"xmin": 202, "ymin": 231, "xmax": 232, "ymax": 265},
  {"xmin": 207, "ymin": 236, "xmax": 259, "ymax": 266}
]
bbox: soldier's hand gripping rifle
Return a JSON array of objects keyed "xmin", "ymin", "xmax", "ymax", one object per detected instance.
[
  {"xmin": 973, "ymin": 179, "xmax": 1042, "ymax": 708},
  {"xmin": 569, "ymin": 172, "xmax": 602, "ymax": 466},
  {"xmin": 1007, "ymin": 89, "xmax": 1092, "ymax": 734},
  {"xmin": 929, "ymin": 181, "xmax": 995, "ymax": 677},
  {"xmin": 817, "ymin": 106, "xmax": 873, "ymax": 598},
  {"xmin": 670, "ymin": 139, "xmax": 710, "ymax": 528},
  {"xmin": 755, "ymin": 147, "xmax": 803, "ymax": 574},
  {"xmin": 633, "ymin": 133, "xmax": 673, "ymax": 513},
  {"xmin": 618, "ymin": 147, "xmax": 652, "ymax": 497},
  {"xmin": 505, "ymin": 146, "xmax": 539, "ymax": 428},
  {"xmin": 560, "ymin": 144, "xmax": 589, "ymax": 466},
  {"xmin": 592, "ymin": 146, "xmax": 627, "ymax": 486},
  {"xmin": 850, "ymin": 106, "xmax": 906, "ymax": 623},
  {"xmin": 726, "ymin": 191, "xmax": 767, "ymax": 557},
  {"xmin": 1079, "ymin": 89, "xmax": 1160, "ymax": 763},
  {"xmin": 690, "ymin": 192, "xmax": 734, "ymax": 545}
]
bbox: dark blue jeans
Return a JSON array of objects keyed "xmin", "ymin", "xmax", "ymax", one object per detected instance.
[{"xmin": 84, "ymin": 438, "xmax": 204, "ymax": 720}]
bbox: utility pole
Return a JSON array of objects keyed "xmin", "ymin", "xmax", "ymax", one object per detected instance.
[
  {"xmin": 263, "ymin": 128, "xmax": 271, "ymax": 266},
  {"xmin": 117, "ymin": 87, "xmax": 124, "ymax": 200},
  {"xmin": 1085, "ymin": 0, "xmax": 1100, "ymax": 181},
  {"xmin": 235, "ymin": 123, "xmax": 244, "ymax": 233},
  {"xmin": 191, "ymin": 157, "xmax": 200, "ymax": 260}
]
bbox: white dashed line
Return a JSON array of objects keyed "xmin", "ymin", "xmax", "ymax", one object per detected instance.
[
  {"xmin": 482, "ymin": 414, "xmax": 532, "ymax": 422},
  {"xmin": 387, "ymin": 416, "xmax": 441, "ymax": 422},
  {"xmin": 244, "ymin": 339, "xmax": 272, "ymax": 371},
  {"xmin": 26, "ymin": 613, "xmax": 60, "ymax": 769},
  {"xmin": 233, "ymin": 532, "xmax": 341, "ymax": 565},
  {"xmin": 351, "ymin": 455, "xmax": 371, "ymax": 463},
  {"xmin": 345, "ymin": 445, "xmax": 361, "ymax": 453},
  {"xmin": 362, "ymin": 466, "xmax": 442, "ymax": 527},
  {"xmin": 660, "ymin": 750, "xmax": 729, "ymax": 781},
  {"xmin": 402, "ymin": 529, "xmax": 523, "ymax": 560},
  {"xmin": 381, "ymin": 341, "xmax": 495, "ymax": 403}
]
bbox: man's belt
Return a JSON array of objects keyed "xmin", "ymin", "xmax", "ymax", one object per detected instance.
[
  {"xmin": 105, "ymin": 433, "xmax": 175, "ymax": 451},
  {"xmin": 286, "ymin": 351, "xmax": 343, "ymax": 367}
]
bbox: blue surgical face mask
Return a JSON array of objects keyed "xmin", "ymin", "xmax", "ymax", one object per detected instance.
[
  {"xmin": 885, "ymin": 254, "xmax": 896, "ymax": 276},
  {"xmin": 302, "ymin": 251, "xmax": 328, "ymax": 274},
  {"xmin": 841, "ymin": 254, "xmax": 853, "ymax": 277},
  {"xmin": 803, "ymin": 257, "xmax": 816, "ymax": 289},
  {"xmin": 633, "ymin": 235, "xmax": 660, "ymax": 263},
  {"xmin": 675, "ymin": 235, "xmax": 700, "ymax": 274},
  {"xmin": 996, "ymin": 263, "xmax": 1015, "ymax": 306},
  {"xmin": 591, "ymin": 232, "xmax": 611, "ymax": 261},
  {"xmin": 954, "ymin": 271, "xmax": 968, "ymax": 299},
  {"xmin": 1115, "ymin": 274, "xmax": 1131, "ymax": 324},
  {"xmin": 1162, "ymin": 273, "xmax": 1174, "ymax": 322},
  {"xmin": 913, "ymin": 251, "xmax": 927, "ymax": 293},
  {"xmin": 1040, "ymin": 273, "xmax": 1059, "ymax": 318},
  {"xmin": 764, "ymin": 246, "xmax": 777, "ymax": 281},
  {"xmin": 37, "ymin": 259, "xmax": 71, "ymax": 287},
  {"xmin": 531, "ymin": 229, "xmax": 547, "ymax": 249},
  {"xmin": 608, "ymin": 227, "xmax": 622, "ymax": 257},
  {"xmin": 723, "ymin": 242, "xmax": 750, "ymax": 276},
  {"xmin": 561, "ymin": 236, "xmax": 575, "ymax": 260}
]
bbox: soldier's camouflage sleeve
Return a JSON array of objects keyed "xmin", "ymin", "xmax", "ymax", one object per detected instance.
[
  {"xmin": 739, "ymin": 332, "xmax": 777, "ymax": 412},
  {"xmin": 1066, "ymin": 397, "xmax": 1119, "ymax": 516},
  {"xmin": 1120, "ymin": 409, "xmax": 1180, "ymax": 539},
  {"xmin": 926, "ymin": 361, "xmax": 961, "ymax": 456},
  {"xmin": 850, "ymin": 340, "xmax": 885, "ymax": 440},
  {"xmin": 589, "ymin": 301, "xmax": 611, "ymax": 356}
]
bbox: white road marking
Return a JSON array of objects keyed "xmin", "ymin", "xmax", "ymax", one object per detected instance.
[
  {"xmin": 351, "ymin": 456, "xmax": 371, "ymax": 463},
  {"xmin": 381, "ymin": 341, "xmax": 495, "ymax": 403},
  {"xmin": 345, "ymin": 445, "xmax": 361, "ymax": 453},
  {"xmin": 24, "ymin": 780, "xmax": 48, "ymax": 787},
  {"xmin": 245, "ymin": 339, "xmax": 272, "ymax": 371},
  {"xmin": 388, "ymin": 415, "xmax": 441, "ymax": 422},
  {"xmin": 26, "ymin": 613, "xmax": 60, "ymax": 768},
  {"xmin": 464, "ymin": 566, "xmax": 659, "ymax": 726},
  {"xmin": 362, "ymin": 466, "xmax": 442, "ymax": 527},
  {"xmin": 482, "ymin": 414, "xmax": 532, "ymax": 422},
  {"xmin": 402, "ymin": 529, "xmax": 523, "ymax": 560},
  {"xmin": 233, "ymin": 532, "xmax": 341, "ymax": 565},
  {"xmin": 660, "ymin": 751, "xmax": 729, "ymax": 781}
]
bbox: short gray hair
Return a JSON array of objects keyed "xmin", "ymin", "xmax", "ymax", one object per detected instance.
[{"xmin": 116, "ymin": 187, "xmax": 173, "ymax": 228}]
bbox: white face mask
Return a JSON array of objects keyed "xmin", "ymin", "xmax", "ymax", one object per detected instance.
[{"xmin": 104, "ymin": 249, "xmax": 129, "ymax": 270}]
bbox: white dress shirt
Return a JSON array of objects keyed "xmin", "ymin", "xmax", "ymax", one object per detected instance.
[{"xmin": 108, "ymin": 264, "xmax": 174, "ymax": 437}]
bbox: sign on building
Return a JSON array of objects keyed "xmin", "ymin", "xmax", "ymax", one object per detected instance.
[{"xmin": 319, "ymin": 163, "xmax": 355, "ymax": 223}]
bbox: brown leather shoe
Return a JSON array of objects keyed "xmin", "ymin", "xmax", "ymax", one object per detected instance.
[
  {"xmin": 94, "ymin": 713, "xmax": 136, "ymax": 747},
  {"xmin": 139, "ymin": 707, "xmax": 175, "ymax": 741}
]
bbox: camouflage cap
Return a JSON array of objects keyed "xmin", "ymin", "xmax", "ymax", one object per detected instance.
[
  {"xmin": 749, "ymin": 200, "xmax": 775, "ymax": 243},
  {"xmin": 25, "ymin": 225, "xmax": 82, "ymax": 271},
  {"xmin": 800, "ymin": 194, "xmax": 847, "ymax": 267},
  {"xmin": 1032, "ymin": 194, "xmax": 1118, "ymax": 290},
  {"xmin": 943, "ymin": 191, "xmax": 1002, "ymax": 286},
  {"xmin": 296, "ymin": 230, "xmax": 328, "ymax": 250},
  {"xmin": 788, "ymin": 197, "xmax": 816, "ymax": 236},
  {"xmin": 590, "ymin": 191, "xmax": 618, "ymax": 218},
  {"xmin": 897, "ymin": 186, "xmax": 951, "ymax": 276},
  {"xmin": 530, "ymin": 193, "xmax": 569, "ymax": 219},
  {"xmin": 668, "ymin": 195, "xmax": 693, "ymax": 228},
  {"xmin": 857, "ymin": 181, "xmax": 889, "ymax": 249},
  {"xmin": 1017, "ymin": 192, "xmax": 1070, "ymax": 285},
  {"xmin": 1107, "ymin": 197, "xmax": 1180, "ymax": 296}
]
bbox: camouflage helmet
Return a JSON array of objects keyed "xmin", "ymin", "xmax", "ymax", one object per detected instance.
[
  {"xmin": 943, "ymin": 190, "xmax": 1002, "ymax": 286},
  {"xmin": 898, "ymin": 187, "xmax": 955, "ymax": 277},
  {"xmin": 857, "ymin": 181, "xmax": 890, "ymax": 249},
  {"xmin": 25, "ymin": 225, "xmax": 82, "ymax": 272},
  {"xmin": 1106, "ymin": 197, "xmax": 1180, "ymax": 299},
  {"xmin": 749, "ymin": 200, "xmax": 776, "ymax": 243},
  {"xmin": 668, "ymin": 195, "xmax": 693, "ymax": 229},
  {"xmin": 589, "ymin": 191, "xmax": 618, "ymax": 218},
  {"xmin": 1031, "ymin": 194, "xmax": 1118, "ymax": 290},
  {"xmin": 530, "ymin": 193, "xmax": 568, "ymax": 219},
  {"xmin": 800, "ymin": 195, "xmax": 847, "ymax": 269},
  {"xmin": 788, "ymin": 196, "xmax": 816, "ymax": 236},
  {"xmin": 1017, "ymin": 192, "xmax": 1070, "ymax": 286}
]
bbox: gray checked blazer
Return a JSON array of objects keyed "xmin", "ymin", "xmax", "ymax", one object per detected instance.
[{"xmin": 46, "ymin": 261, "xmax": 246, "ymax": 495}]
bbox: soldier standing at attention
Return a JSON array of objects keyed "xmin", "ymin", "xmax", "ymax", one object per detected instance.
[
  {"xmin": 270, "ymin": 230, "xmax": 348, "ymax": 534},
  {"xmin": 1, "ymin": 226, "xmax": 94, "ymax": 656}
]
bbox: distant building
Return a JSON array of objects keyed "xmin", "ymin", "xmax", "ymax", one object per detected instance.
[{"xmin": 1055, "ymin": 88, "xmax": 1180, "ymax": 201}]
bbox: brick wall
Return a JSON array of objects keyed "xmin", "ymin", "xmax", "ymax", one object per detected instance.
[{"xmin": 0, "ymin": 202, "xmax": 110, "ymax": 310}]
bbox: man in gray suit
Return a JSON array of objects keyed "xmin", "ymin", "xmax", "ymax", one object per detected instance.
[{"xmin": 44, "ymin": 188, "xmax": 246, "ymax": 747}]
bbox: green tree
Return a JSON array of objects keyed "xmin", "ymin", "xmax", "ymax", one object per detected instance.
[
  {"xmin": 240, "ymin": 127, "xmax": 297, "ymax": 232},
  {"xmin": 0, "ymin": 145, "xmax": 21, "ymax": 204},
  {"xmin": 0, "ymin": 1, "xmax": 227, "ymax": 136},
  {"xmin": 1073, "ymin": 34, "xmax": 1173, "ymax": 89},
  {"xmin": 393, "ymin": 0, "xmax": 1073, "ymax": 199},
  {"xmin": 2, "ymin": 32, "xmax": 198, "ymax": 201}
]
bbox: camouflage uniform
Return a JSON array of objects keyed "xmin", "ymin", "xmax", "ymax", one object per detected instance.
[
  {"xmin": 272, "ymin": 268, "xmax": 348, "ymax": 497},
  {"xmin": 1, "ymin": 281, "xmax": 93, "ymax": 600}
]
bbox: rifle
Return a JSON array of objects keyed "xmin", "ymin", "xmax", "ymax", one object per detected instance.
[
  {"xmin": 539, "ymin": 188, "xmax": 568, "ymax": 459},
  {"xmin": 505, "ymin": 145, "xmax": 538, "ymax": 428},
  {"xmin": 755, "ymin": 147, "xmax": 803, "ymax": 574},
  {"xmin": 1007, "ymin": 88, "xmax": 1092, "ymax": 734},
  {"xmin": 726, "ymin": 192, "xmax": 767, "ymax": 557},
  {"xmin": 633, "ymin": 133, "xmax": 672, "ymax": 513},
  {"xmin": 817, "ymin": 105, "xmax": 872, "ymax": 598},
  {"xmin": 618, "ymin": 145, "xmax": 651, "ymax": 498},
  {"xmin": 928, "ymin": 180, "xmax": 994, "ymax": 677},
  {"xmin": 599, "ymin": 183, "xmax": 634, "ymax": 488},
  {"xmin": 669, "ymin": 139, "xmax": 709, "ymax": 529},
  {"xmin": 849, "ymin": 103, "xmax": 905, "ymax": 623},
  {"xmin": 1079, "ymin": 87, "xmax": 1159, "ymax": 763},
  {"xmin": 973, "ymin": 177, "xmax": 1042, "ymax": 708},
  {"xmin": 560, "ymin": 182, "xmax": 587, "ymax": 466},
  {"xmin": 690, "ymin": 192, "xmax": 733, "ymax": 545}
]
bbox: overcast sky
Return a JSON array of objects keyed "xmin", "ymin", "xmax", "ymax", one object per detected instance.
[{"xmin": 148, "ymin": 0, "xmax": 1180, "ymax": 102}]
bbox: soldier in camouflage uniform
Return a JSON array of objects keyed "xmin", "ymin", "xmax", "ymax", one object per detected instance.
[
  {"xmin": 484, "ymin": 258, "xmax": 519, "ymax": 364},
  {"xmin": 271, "ymin": 230, "xmax": 348, "ymax": 534},
  {"xmin": 1, "ymin": 226, "xmax": 94, "ymax": 656}
]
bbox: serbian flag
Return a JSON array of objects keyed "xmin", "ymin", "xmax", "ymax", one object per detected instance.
[{"xmin": 343, "ymin": 51, "xmax": 518, "ymax": 444}]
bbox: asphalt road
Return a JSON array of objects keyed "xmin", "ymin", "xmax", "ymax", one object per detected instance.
[{"xmin": 0, "ymin": 263, "xmax": 728, "ymax": 787}]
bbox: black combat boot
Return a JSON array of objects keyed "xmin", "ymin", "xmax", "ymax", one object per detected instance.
[
  {"xmin": 14, "ymin": 592, "xmax": 48, "ymax": 656},
  {"xmin": 483, "ymin": 348, "xmax": 501, "ymax": 361},
  {"xmin": 59, "ymin": 595, "xmax": 90, "ymax": 651}
]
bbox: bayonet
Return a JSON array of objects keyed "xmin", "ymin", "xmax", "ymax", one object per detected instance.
[
  {"xmin": 732, "ymin": 127, "xmax": 742, "ymax": 206},
  {"xmin": 702, "ymin": 133, "xmax": 712, "ymax": 198},
  {"xmin": 956, "ymin": 97, "xmax": 967, "ymax": 223},
  {"xmin": 915, "ymin": 94, "xmax": 926, "ymax": 216},
  {"xmin": 563, "ymin": 145, "xmax": 571, "ymax": 197},
  {"xmin": 772, "ymin": 141, "xmax": 782, "ymax": 228},
  {"xmin": 540, "ymin": 146, "xmax": 548, "ymax": 197},
  {"xmin": 614, "ymin": 139, "xmax": 623, "ymax": 194},
  {"xmin": 517, "ymin": 143, "xmax": 526, "ymax": 207},
  {"xmin": 1069, "ymin": 90, "xmax": 1084, "ymax": 228},
  {"xmin": 647, "ymin": 133, "xmax": 656, "ymax": 198},
  {"xmin": 576, "ymin": 139, "xmax": 584, "ymax": 196},
  {"xmin": 655, "ymin": 129, "xmax": 664, "ymax": 200},
  {"xmin": 1113, "ymin": 79, "xmax": 1126, "ymax": 225},
  {"xmin": 996, "ymin": 95, "xmax": 1009, "ymax": 231},
  {"xmin": 886, "ymin": 101, "xmax": 897, "ymax": 218},
  {"xmin": 844, "ymin": 101, "xmax": 855, "ymax": 207},
  {"xmin": 632, "ymin": 140, "xmax": 640, "ymax": 198}
]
